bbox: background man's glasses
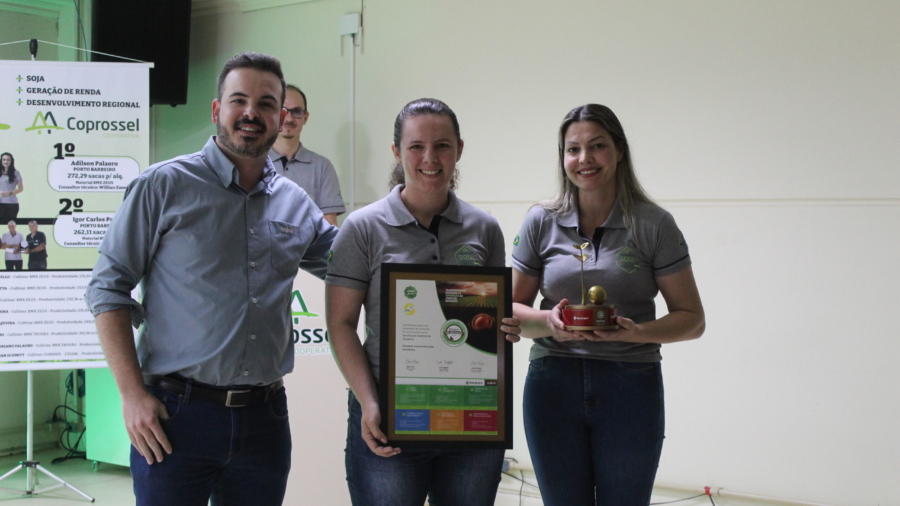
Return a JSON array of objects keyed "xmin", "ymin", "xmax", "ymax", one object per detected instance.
[{"xmin": 286, "ymin": 107, "xmax": 307, "ymax": 119}]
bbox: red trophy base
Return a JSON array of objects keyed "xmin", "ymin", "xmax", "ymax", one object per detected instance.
[{"xmin": 562, "ymin": 304, "xmax": 619, "ymax": 331}]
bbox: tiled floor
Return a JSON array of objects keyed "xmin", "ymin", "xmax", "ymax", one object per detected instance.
[
  {"xmin": 0, "ymin": 449, "xmax": 132, "ymax": 504},
  {"xmin": 0, "ymin": 450, "xmax": 719, "ymax": 506}
]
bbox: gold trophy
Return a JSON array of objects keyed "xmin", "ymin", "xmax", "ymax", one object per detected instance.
[{"xmin": 561, "ymin": 243, "xmax": 619, "ymax": 331}]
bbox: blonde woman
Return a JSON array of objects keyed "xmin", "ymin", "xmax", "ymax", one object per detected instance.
[{"xmin": 511, "ymin": 104, "xmax": 705, "ymax": 506}]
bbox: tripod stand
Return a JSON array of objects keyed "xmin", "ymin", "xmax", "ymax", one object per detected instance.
[{"xmin": 0, "ymin": 370, "xmax": 95, "ymax": 502}]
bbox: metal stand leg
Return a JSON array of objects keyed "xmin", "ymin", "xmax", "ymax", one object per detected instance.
[
  {"xmin": 0, "ymin": 460, "xmax": 94, "ymax": 501},
  {"xmin": 0, "ymin": 371, "xmax": 95, "ymax": 502}
]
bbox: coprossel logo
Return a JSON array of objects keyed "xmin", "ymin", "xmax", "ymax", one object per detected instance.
[
  {"xmin": 290, "ymin": 289, "xmax": 319, "ymax": 324},
  {"xmin": 25, "ymin": 111, "xmax": 64, "ymax": 134},
  {"xmin": 290, "ymin": 289, "xmax": 330, "ymax": 353},
  {"xmin": 23, "ymin": 111, "xmax": 141, "ymax": 135}
]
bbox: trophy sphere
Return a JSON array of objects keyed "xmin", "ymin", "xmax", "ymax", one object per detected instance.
[{"xmin": 588, "ymin": 286, "xmax": 607, "ymax": 304}]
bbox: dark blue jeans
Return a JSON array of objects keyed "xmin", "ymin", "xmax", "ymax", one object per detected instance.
[
  {"xmin": 131, "ymin": 384, "xmax": 292, "ymax": 506},
  {"xmin": 345, "ymin": 392, "xmax": 504, "ymax": 506},
  {"xmin": 523, "ymin": 356, "xmax": 665, "ymax": 506}
]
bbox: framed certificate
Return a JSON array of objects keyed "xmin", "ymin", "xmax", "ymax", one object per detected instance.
[{"xmin": 379, "ymin": 263, "xmax": 513, "ymax": 449}]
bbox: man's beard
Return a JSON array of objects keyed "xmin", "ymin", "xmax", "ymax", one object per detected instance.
[
  {"xmin": 279, "ymin": 121, "xmax": 298, "ymax": 140},
  {"xmin": 217, "ymin": 119, "xmax": 279, "ymax": 158}
]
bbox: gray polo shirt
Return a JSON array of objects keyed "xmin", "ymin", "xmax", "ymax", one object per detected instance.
[
  {"xmin": 2, "ymin": 231, "xmax": 25, "ymax": 261},
  {"xmin": 0, "ymin": 170, "xmax": 22, "ymax": 204},
  {"xmin": 325, "ymin": 185, "xmax": 505, "ymax": 377},
  {"xmin": 85, "ymin": 136, "xmax": 338, "ymax": 386},
  {"xmin": 511, "ymin": 200, "xmax": 690, "ymax": 362},
  {"xmin": 269, "ymin": 145, "xmax": 346, "ymax": 215}
]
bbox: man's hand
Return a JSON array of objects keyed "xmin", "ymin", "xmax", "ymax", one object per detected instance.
[{"xmin": 123, "ymin": 390, "xmax": 173, "ymax": 464}]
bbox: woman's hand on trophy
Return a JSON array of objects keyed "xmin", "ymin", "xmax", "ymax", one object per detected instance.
[
  {"xmin": 591, "ymin": 316, "xmax": 643, "ymax": 342},
  {"xmin": 547, "ymin": 299, "xmax": 593, "ymax": 342}
]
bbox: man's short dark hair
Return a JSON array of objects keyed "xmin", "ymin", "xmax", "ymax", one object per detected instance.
[
  {"xmin": 286, "ymin": 84, "xmax": 308, "ymax": 111},
  {"xmin": 217, "ymin": 52, "xmax": 286, "ymax": 104}
]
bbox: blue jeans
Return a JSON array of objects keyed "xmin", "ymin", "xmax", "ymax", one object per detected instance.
[
  {"xmin": 523, "ymin": 356, "xmax": 665, "ymax": 506},
  {"xmin": 131, "ymin": 384, "xmax": 292, "ymax": 506},
  {"xmin": 345, "ymin": 392, "xmax": 504, "ymax": 506}
]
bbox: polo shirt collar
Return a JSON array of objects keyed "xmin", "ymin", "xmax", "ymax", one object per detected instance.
[
  {"xmin": 556, "ymin": 195, "xmax": 626, "ymax": 229},
  {"xmin": 294, "ymin": 143, "xmax": 313, "ymax": 163},
  {"xmin": 268, "ymin": 143, "xmax": 312, "ymax": 165},
  {"xmin": 556, "ymin": 209, "xmax": 579, "ymax": 228},
  {"xmin": 206, "ymin": 136, "xmax": 277, "ymax": 193},
  {"xmin": 602, "ymin": 197, "xmax": 626, "ymax": 228},
  {"xmin": 384, "ymin": 185, "xmax": 463, "ymax": 227}
]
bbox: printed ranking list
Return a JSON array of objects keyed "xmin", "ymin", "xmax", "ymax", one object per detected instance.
[{"xmin": 0, "ymin": 271, "xmax": 104, "ymax": 370}]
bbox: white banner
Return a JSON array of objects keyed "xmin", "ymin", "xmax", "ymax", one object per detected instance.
[{"xmin": 0, "ymin": 60, "xmax": 151, "ymax": 371}]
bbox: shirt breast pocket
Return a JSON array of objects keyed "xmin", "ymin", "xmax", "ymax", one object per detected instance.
[{"xmin": 269, "ymin": 220, "xmax": 312, "ymax": 277}]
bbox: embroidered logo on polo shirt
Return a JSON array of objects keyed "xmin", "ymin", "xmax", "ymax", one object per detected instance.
[
  {"xmin": 454, "ymin": 245, "xmax": 482, "ymax": 266},
  {"xmin": 615, "ymin": 246, "xmax": 641, "ymax": 274},
  {"xmin": 327, "ymin": 250, "xmax": 333, "ymax": 262},
  {"xmin": 279, "ymin": 225, "xmax": 294, "ymax": 234},
  {"xmin": 513, "ymin": 235, "xmax": 520, "ymax": 247}
]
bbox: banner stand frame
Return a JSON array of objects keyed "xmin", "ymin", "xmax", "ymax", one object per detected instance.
[{"xmin": 0, "ymin": 370, "xmax": 95, "ymax": 502}]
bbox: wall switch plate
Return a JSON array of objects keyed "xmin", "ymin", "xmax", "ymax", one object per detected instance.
[{"xmin": 340, "ymin": 13, "xmax": 360, "ymax": 35}]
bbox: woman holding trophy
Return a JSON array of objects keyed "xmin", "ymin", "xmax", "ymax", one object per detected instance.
[{"xmin": 511, "ymin": 104, "xmax": 705, "ymax": 506}]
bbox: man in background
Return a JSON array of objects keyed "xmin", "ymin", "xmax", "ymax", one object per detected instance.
[
  {"xmin": 23, "ymin": 220, "xmax": 47, "ymax": 270},
  {"xmin": 86, "ymin": 52, "xmax": 336, "ymax": 506},
  {"xmin": 269, "ymin": 85, "xmax": 346, "ymax": 225},
  {"xmin": 1, "ymin": 221, "xmax": 24, "ymax": 271}
]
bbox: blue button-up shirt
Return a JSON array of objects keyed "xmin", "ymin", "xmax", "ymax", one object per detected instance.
[{"xmin": 85, "ymin": 137, "xmax": 337, "ymax": 386}]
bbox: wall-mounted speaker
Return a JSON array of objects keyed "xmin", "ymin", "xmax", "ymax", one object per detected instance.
[{"xmin": 91, "ymin": 0, "xmax": 192, "ymax": 106}]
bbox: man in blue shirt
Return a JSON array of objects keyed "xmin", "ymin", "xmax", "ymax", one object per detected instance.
[{"xmin": 85, "ymin": 52, "xmax": 337, "ymax": 506}]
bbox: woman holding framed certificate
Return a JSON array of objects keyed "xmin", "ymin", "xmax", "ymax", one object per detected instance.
[
  {"xmin": 326, "ymin": 98, "xmax": 521, "ymax": 506},
  {"xmin": 511, "ymin": 104, "xmax": 706, "ymax": 506}
]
